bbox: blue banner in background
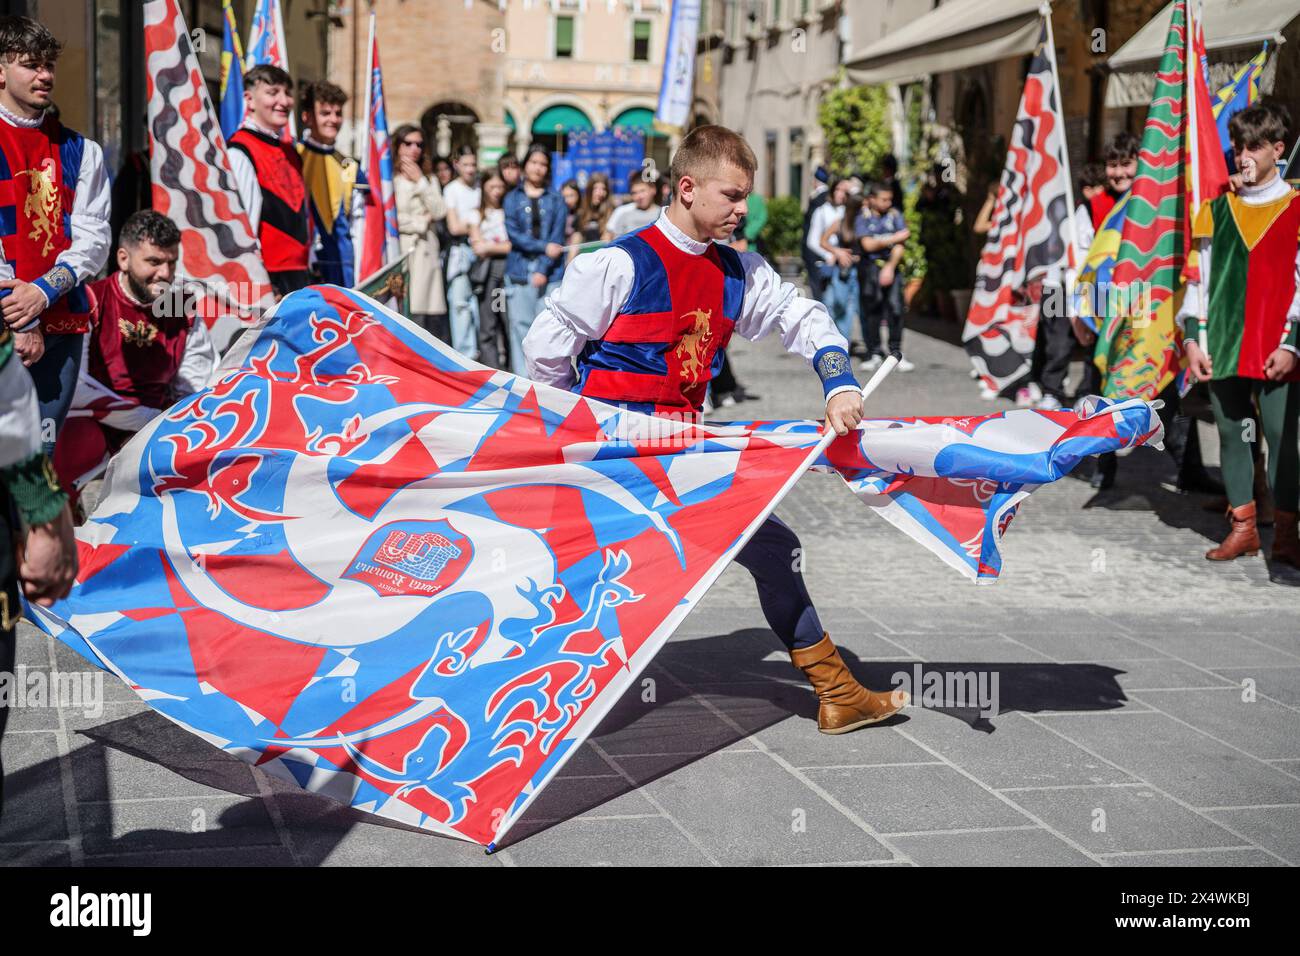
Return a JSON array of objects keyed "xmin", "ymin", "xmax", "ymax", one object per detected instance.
[
  {"xmin": 611, "ymin": 127, "xmax": 644, "ymax": 192},
  {"xmin": 551, "ymin": 129, "xmax": 645, "ymax": 192}
]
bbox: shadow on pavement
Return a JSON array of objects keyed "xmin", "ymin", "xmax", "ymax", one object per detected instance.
[
  {"xmin": 2, "ymin": 628, "xmax": 1135, "ymax": 857},
  {"xmin": 503, "ymin": 629, "xmax": 1131, "ymax": 845}
]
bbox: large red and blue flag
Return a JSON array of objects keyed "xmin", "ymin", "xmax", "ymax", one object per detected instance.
[
  {"xmin": 27, "ymin": 286, "xmax": 1161, "ymax": 845},
  {"xmin": 359, "ymin": 13, "xmax": 400, "ymax": 281}
]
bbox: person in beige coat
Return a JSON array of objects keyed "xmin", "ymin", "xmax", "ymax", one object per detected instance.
[{"xmin": 392, "ymin": 124, "xmax": 448, "ymax": 340}]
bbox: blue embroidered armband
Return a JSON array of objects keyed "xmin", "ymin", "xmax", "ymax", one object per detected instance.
[
  {"xmin": 812, "ymin": 345, "xmax": 857, "ymax": 398},
  {"xmin": 32, "ymin": 263, "xmax": 77, "ymax": 306}
]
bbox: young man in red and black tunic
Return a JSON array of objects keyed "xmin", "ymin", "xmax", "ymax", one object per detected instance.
[
  {"xmin": 53, "ymin": 211, "xmax": 216, "ymax": 510},
  {"xmin": 524, "ymin": 125, "xmax": 907, "ymax": 735},
  {"xmin": 228, "ymin": 64, "xmax": 311, "ymax": 298},
  {"xmin": 0, "ymin": 16, "xmax": 111, "ymax": 454}
]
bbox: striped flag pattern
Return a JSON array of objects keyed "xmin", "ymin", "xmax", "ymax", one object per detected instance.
[
  {"xmin": 144, "ymin": 0, "xmax": 274, "ymax": 351},
  {"xmin": 1094, "ymin": 0, "xmax": 1189, "ymax": 400},
  {"xmin": 962, "ymin": 20, "xmax": 1074, "ymax": 397}
]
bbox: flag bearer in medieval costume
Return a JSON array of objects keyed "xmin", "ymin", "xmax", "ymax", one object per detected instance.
[
  {"xmin": 228, "ymin": 65, "xmax": 311, "ymax": 299},
  {"xmin": 297, "ymin": 80, "xmax": 367, "ymax": 288},
  {"xmin": 525, "ymin": 125, "xmax": 907, "ymax": 734},
  {"xmin": 1182, "ymin": 102, "xmax": 1300, "ymax": 566},
  {"xmin": 52, "ymin": 211, "xmax": 216, "ymax": 511},
  {"xmin": 0, "ymin": 16, "xmax": 111, "ymax": 455}
]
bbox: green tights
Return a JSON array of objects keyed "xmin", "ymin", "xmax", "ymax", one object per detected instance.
[{"xmin": 1209, "ymin": 377, "xmax": 1300, "ymax": 512}]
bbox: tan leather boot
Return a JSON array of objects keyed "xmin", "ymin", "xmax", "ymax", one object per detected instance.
[
  {"xmin": 1271, "ymin": 510, "xmax": 1300, "ymax": 569},
  {"xmin": 790, "ymin": 634, "xmax": 908, "ymax": 734},
  {"xmin": 1205, "ymin": 502, "xmax": 1261, "ymax": 561}
]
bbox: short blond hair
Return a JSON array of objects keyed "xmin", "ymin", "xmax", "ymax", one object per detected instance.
[{"xmin": 668, "ymin": 125, "xmax": 757, "ymax": 189}]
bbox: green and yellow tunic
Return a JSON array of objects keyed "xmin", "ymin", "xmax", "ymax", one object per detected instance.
[{"xmin": 1193, "ymin": 188, "xmax": 1300, "ymax": 381}]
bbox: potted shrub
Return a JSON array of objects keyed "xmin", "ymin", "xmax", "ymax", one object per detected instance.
[
  {"xmin": 901, "ymin": 187, "xmax": 927, "ymax": 309},
  {"xmin": 761, "ymin": 195, "xmax": 805, "ymax": 280}
]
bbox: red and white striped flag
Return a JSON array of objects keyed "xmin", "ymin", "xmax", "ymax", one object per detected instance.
[
  {"xmin": 962, "ymin": 18, "xmax": 1075, "ymax": 397},
  {"xmin": 144, "ymin": 0, "xmax": 273, "ymax": 352}
]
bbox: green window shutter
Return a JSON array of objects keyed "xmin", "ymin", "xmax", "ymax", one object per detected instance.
[
  {"xmin": 556, "ymin": 16, "xmax": 574, "ymax": 57},
  {"xmin": 633, "ymin": 19, "xmax": 651, "ymax": 61}
]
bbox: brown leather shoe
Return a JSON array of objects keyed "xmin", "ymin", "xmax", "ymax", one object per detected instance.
[
  {"xmin": 1271, "ymin": 510, "xmax": 1300, "ymax": 569},
  {"xmin": 790, "ymin": 634, "xmax": 907, "ymax": 734},
  {"xmin": 1205, "ymin": 502, "xmax": 1261, "ymax": 561}
]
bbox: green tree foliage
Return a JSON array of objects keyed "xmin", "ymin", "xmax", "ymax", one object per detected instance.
[
  {"xmin": 761, "ymin": 195, "xmax": 804, "ymax": 259},
  {"xmin": 817, "ymin": 76, "xmax": 892, "ymax": 178},
  {"xmin": 900, "ymin": 188, "xmax": 926, "ymax": 280}
]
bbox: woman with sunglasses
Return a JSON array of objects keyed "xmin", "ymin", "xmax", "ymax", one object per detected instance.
[
  {"xmin": 502, "ymin": 146, "xmax": 567, "ymax": 376},
  {"xmin": 392, "ymin": 124, "xmax": 450, "ymax": 343}
]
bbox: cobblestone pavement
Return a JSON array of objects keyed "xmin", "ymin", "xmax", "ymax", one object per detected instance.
[{"xmin": 3, "ymin": 309, "xmax": 1297, "ymax": 867}]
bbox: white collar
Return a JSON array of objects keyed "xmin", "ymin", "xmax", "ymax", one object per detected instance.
[
  {"xmin": 1237, "ymin": 173, "xmax": 1291, "ymax": 204},
  {"xmin": 242, "ymin": 119, "xmax": 283, "ymax": 140},
  {"xmin": 300, "ymin": 132, "xmax": 336, "ymax": 152},
  {"xmin": 654, "ymin": 209, "xmax": 710, "ymax": 256},
  {"xmin": 0, "ymin": 101, "xmax": 45, "ymax": 128}
]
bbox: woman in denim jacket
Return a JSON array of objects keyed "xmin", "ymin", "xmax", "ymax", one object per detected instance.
[{"xmin": 503, "ymin": 147, "xmax": 567, "ymax": 375}]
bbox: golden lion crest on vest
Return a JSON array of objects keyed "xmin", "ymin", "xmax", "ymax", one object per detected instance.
[
  {"xmin": 120, "ymin": 316, "xmax": 159, "ymax": 349},
  {"xmin": 17, "ymin": 159, "xmax": 60, "ymax": 258},
  {"xmin": 674, "ymin": 308, "xmax": 714, "ymax": 384}
]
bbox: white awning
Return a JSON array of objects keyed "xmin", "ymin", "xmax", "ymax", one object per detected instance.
[
  {"xmin": 1105, "ymin": 0, "xmax": 1296, "ymax": 107},
  {"xmin": 845, "ymin": 0, "xmax": 1046, "ymax": 85},
  {"xmin": 1108, "ymin": 0, "xmax": 1297, "ymax": 71}
]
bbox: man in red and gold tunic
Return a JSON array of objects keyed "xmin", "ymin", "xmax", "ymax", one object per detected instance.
[
  {"xmin": 52, "ymin": 211, "xmax": 216, "ymax": 508},
  {"xmin": 0, "ymin": 16, "xmax": 110, "ymax": 454}
]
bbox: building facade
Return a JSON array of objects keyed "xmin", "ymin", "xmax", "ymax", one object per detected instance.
[
  {"xmin": 330, "ymin": 0, "xmax": 674, "ymax": 178},
  {"xmin": 330, "ymin": 0, "xmax": 508, "ymax": 165},
  {"xmin": 504, "ymin": 0, "xmax": 673, "ymax": 177},
  {"xmin": 698, "ymin": 0, "xmax": 847, "ymax": 205},
  {"xmin": 2, "ymin": 0, "xmax": 331, "ymax": 187}
]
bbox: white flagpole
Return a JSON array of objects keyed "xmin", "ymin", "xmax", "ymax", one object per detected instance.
[
  {"xmin": 360, "ymin": 12, "xmax": 376, "ymax": 178},
  {"xmin": 1040, "ymin": 5, "xmax": 1079, "ymax": 290},
  {"xmin": 487, "ymin": 353, "xmax": 899, "ymax": 850},
  {"xmin": 273, "ymin": 0, "xmax": 295, "ymax": 137}
]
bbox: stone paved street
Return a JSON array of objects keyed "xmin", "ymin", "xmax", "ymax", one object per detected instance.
[{"xmin": 3, "ymin": 310, "xmax": 1298, "ymax": 867}]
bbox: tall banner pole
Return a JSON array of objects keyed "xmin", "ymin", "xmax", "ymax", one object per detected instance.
[
  {"xmin": 360, "ymin": 11, "xmax": 376, "ymax": 178},
  {"xmin": 1189, "ymin": 0, "xmax": 1210, "ymax": 352},
  {"xmin": 1040, "ymin": 5, "xmax": 1079, "ymax": 289}
]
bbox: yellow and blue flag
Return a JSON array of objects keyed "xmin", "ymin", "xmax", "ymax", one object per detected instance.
[
  {"xmin": 218, "ymin": 0, "xmax": 244, "ymax": 141},
  {"xmin": 1212, "ymin": 44, "xmax": 1269, "ymax": 171},
  {"xmin": 1074, "ymin": 193, "xmax": 1130, "ymax": 335}
]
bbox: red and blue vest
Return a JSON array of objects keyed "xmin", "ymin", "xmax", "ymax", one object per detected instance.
[
  {"xmin": 577, "ymin": 224, "xmax": 745, "ymax": 415},
  {"xmin": 0, "ymin": 116, "xmax": 92, "ymax": 334}
]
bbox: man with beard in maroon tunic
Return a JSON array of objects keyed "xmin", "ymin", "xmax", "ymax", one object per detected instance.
[{"xmin": 52, "ymin": 210, "xmax": 215, "ymax": 511}]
